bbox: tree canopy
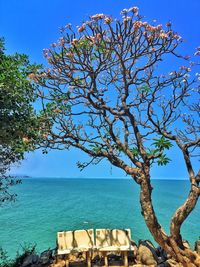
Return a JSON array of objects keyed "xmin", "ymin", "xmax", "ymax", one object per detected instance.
[
  {"xmin": 33, "ymin": 7, "xmax": 199, "ymax": 266},
  {"xmin": 0, "ymin": 38, "xmax": 41, "ymax": 203}
]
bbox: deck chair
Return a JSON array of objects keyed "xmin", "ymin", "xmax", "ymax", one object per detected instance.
[
  {"xmin": 96, "ymin": 229, "xmax": 134, "ymax": 267},
  {"xmin": 57, "ymin": 229, "xmax": 94, "ymax": 267}
]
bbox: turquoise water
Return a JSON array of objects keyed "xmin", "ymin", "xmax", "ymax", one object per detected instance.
[{"xmin": 0, "ymin": 178, "xmax": 199, "ymax": 257}]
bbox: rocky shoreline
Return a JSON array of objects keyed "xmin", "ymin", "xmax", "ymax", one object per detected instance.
[{"xmin": 18, "ymin": 240, "xmax": 200, "ymax": 267}]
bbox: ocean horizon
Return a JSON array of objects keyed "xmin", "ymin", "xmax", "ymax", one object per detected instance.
[
  {"xmin": 0, "ymin": 178, "xmax": 199, "ymax": 257},
  {"xmin": 11, "ymin": 176, "xmax": 190, "ymax": 180}
]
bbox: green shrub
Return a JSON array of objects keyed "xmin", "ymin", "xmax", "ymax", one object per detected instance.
[{"xmin": 0, "ymin": 244, "xmax": 36, "ymax": 267}]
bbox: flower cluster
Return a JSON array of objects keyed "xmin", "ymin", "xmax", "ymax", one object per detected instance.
[
  {"xmin": 133, "ymin": 20, "xmax": 143, "ymax": 30},
  {"xmin": 28, "ymin": 73, "xmax": 37, "ymax": 80},
  {"xmin": 43, "ymin": 48, "xmax": 50, "ymax": 58},
  {"xmin": 173, "ymin": 34, "xmax": 182, "ymax": 40},
  {"xmin": 123, "ymin": 16, "xmax": 131, "ymax": 25},
  {"xmin": 90, "ymin": 13, "xmax": 105, "ymax": 20},
  {"xmin": 130, "ymin": 6, "xmax": 139, "ymax": 15},
  {"xmin": 104, "ymin": 17, "xmax": 113, "ymax": 24},
  {"xmin": 179, "ymin": 66, "xmax": 191, "ymax": 71},
  {"xmin": 121, "ymin": 6, "xmax": 139, "ymax": 16},
  {"xmin": 66, "ymin": 52, "xmax": 74, "ymax": 58},
  {"xmin": 78, "ymin": 23, "xmax": 86, "ymax": 33},
  {"xmin": 88, "ymin": 14, "xmax": 113, "ymax": 25},
  {"xmin": 159, "ymin": 32, "xmax": 168, "ymax": 39},
  {"xmin": 71, "ymin": 38, "xmax": 78, "ymax": 46},
  {"xmin": 59, "ymin": 37, "xmax": 65, "ymax": 46},
  {"xmin": 86, "ymin": 33, "xmax": 102, "ymax": 43}
]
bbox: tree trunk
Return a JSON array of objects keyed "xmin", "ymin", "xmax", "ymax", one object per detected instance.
[
  {"xmin": 170, "ymin": 184, "xmax": 199, "ymax": 246},
  {"xmin": 138, "ymin": 175, "xmax": 200, "ymax": 266}
]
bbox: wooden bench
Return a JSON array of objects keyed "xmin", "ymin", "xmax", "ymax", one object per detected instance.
[
  {"xmin": 96, "ymin": 229, "xmax": 135, "ymax": 267},
  {"xmin": 57, "ymin": 228, "xmax": 135, "ymax": 266},
  {"xmin": 57, "ymin": 229, "xmax": 94, "ymax": 267}
]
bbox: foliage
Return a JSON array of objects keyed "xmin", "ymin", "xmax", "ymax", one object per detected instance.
[
  {"xmin": 0, "ymin": 245, "xmax": 36, "ymax": 267},
  {"xmin": 0, "ymin": 38, "xmax": 42, "ymax": 203}
]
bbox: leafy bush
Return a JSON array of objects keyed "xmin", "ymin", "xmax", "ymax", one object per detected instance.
[{"xmin": 0, "ymin": 244, "xmax": 36, "ymax": 267}]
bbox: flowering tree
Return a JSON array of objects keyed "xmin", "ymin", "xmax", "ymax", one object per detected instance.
[{"xmin": 34, "ymin": 7, "xmax": 200, "ymax": 266}]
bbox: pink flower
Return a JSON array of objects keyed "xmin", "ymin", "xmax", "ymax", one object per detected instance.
[
  {"xmin": 85, "ymin": 20, "xmax": 93, "ymax": 26},
  {"xmin": 123, "ymin": 16, "xmax": 131, "ymax": 25},
  {"xmin": 147, "ymin": 35, "xmax": 153, "ymax": 42},
  {"xmin": 130, "ymin": 6, "xmax": 139, "ymax": 15},
  {"xmin": 104, "ymin": 17, "xmax": 113, "ymax": 24},
  {"xmin": 159, "ymin": 32, "xmax": 168, "ymax": 39},
  {"xmin": 66, "ymin": 52, "xmax": 74, "ymax": 58},
  {"xmin": 179, "ymin": 66, "xmax": 190, "ymax": 71},
  {"xmin": 173, "ymin": 34, "xmax": 182, "ymax": 40},
  {"xmin": 146, "ymin": 25, "xmax": 157, "ymax": 32},
  {"xmin": 133, "ymin": 20, "xmax": 143, "ymax": 30},
  {"xmin": 78, "ymin": 23, "xmax": 86, "ymax": 33},
  {"xmin": 88, "ymin": 36, "xmax": 96, "ymax": 43},
  {"xmin": 71, "ymin": 39, "xmax": 78, "ymax": 46},
  {"xmin": 156, "ymin": 24, "xmax": 162, "ymax": 31},
  {"xmin": 28, "ymin": 73, "xmax": 36, "ymax": 80},
  {"xmin": 90, "ymin": 13, "xmax": 105, "ymax": 20},
  {"xmin": 95, "ymin": 33, "xmax": 102, "ymax": 40},
  {"xmin": 120, "ymin": 9, "xmax": 129, "ymax": 14},
  {"xmin": 59, "ymin": 37, "xmax": 65, "ymax": 46}
]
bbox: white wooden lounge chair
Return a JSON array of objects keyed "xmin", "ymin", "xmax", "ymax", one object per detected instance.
[
  {"xmin": 96, "ymin": 228, "xmax": 134, "ymax": 267},
  {"xmin": 57, "ymin": 229, "xmax": 94, "ymax": 267}
]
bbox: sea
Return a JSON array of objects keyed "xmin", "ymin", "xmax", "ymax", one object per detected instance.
[{"xmin": 0, "ymin": 178, "xmax": 199, "ymax": 258}]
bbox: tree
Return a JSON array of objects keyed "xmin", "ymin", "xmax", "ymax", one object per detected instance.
[
  {"xmin": 34, "ymin": 7, "xmax": 200, "ymax": 266},
  {"xmin": 0, "ymin": 38, "xmax": 41, "ymax": 203}
]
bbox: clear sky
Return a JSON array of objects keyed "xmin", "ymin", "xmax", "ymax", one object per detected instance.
[{"xmin": 1, "ymin": 0, "xmax": 199, "ymax": 179}]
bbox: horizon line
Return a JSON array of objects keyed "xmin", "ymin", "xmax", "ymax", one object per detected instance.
[{"xmin": 14, "ymin": 176, "xmax": 188, "ymax": 181}]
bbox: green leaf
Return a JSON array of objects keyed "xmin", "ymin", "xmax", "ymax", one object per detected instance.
[
  {"xmin": 130, "ymin": 147, "xmax": 139, "ymax": 156},
  {"xmin": 139, "ymin": 84, "xmax": 151, "ymax": 93},
  {"xmin": 152, "ymin": 136, "xmax": 173, "ymax": 150},
  {"xmin": 157, "ymin": 154, "xmax": 171, "ymax": 166}
]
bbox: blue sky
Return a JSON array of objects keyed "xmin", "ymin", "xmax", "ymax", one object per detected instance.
[{"xmin": 1, "ymin": 0, "xmax": 199, "ymax": 179}]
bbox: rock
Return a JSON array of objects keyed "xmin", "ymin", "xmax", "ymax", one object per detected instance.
[
  {"xmin": 166, "ymin": 259, "xmax": 183, "ymax": 267},
  {"xmin": 132, "ymin": 265, "xmax": 149, "ymax": 267},
  {"xmin": 182, "ymin": 240, "xmax": 190, "ymax": 249},
  {"xmin": 194, "ymin": 240, "xmax": 200, "ymax": 255},
  {"xmin": 50, "ymin": 260, "xmax": 66, "ymax": 267},
  {"xmin": 156, "ymin": 246, "xmax": 168, "ymax": 263},
  {"xmin": 39, "ymin": 249, "xmax": 53, "ymax": 265},
  {"xmin": 22, "ymin": 254, "xmax": 40, "ymax": 267},
  {"xmin": 131, "ymin": 241, "xmax": 139, "ymax": 257},
  {"xmin": 137, "ymin": 241, "xmax": 157, "ymax": 266}
]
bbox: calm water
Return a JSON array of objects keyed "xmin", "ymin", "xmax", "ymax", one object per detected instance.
[{"xmin": 0, "ymin": 178, "xmax": 199, "ymax": 257}]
